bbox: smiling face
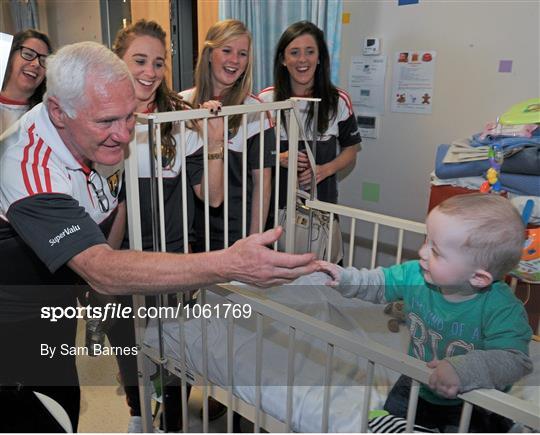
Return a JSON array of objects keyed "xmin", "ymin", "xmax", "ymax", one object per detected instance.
[
  {"xmin": 418, "ymin": 209, "xmax": 478, "ymax": 290},
  {"xmin": 121, "ymin": 35, "xmax": 165, "ymax": 112},
  {"xmin": 283, "ymin": 33, "xmax": 319, "ymax": 96},
  {"xmin": 58, "ymin": 77, "xmax": 137, "ymax": 167},
  {"xmin": 6, "ymin": 37, "xmax": 49, "ymax": 101},
  {"xmin": 209, "ymin": 34, "xmax": 249, "ymax": 97}
]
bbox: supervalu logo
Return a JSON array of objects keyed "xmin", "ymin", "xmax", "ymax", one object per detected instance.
[{"xmin": 49, "ymin": 225, "xmax": 81, "ymax": 246}]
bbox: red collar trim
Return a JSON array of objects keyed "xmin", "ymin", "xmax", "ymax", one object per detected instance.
[
  {"xmin": 142, "ymin": 102, "xmax": 156, "ymax": 114},
  {"xmin": 0, "ymin": 94, "xmax": 29, "ymax": 105}
]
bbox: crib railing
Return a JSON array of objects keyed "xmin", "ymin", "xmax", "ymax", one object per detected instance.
[
  {"xmin": 134, "ymin": 202, "xmax": 540, "ymax": 432},
  {"xmin": 125, "ymin": 100, "xmax": 539, "ymax": 433},
  {"xmin": 140, "ymin": 277, "xmax": 540, "ymax": 433}
]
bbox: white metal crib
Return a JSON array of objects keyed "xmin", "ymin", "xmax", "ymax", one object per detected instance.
[{"xmin": 124, "ymin": 99, "xmax": 540, "ymax": 433}]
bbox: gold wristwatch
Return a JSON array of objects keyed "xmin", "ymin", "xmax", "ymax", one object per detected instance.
[{"xmin": 208, "ymin": 146, "xmax": 224, "ymax": 160}]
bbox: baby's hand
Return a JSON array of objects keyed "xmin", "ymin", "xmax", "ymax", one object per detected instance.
[
  {"xmin": 427, "ymin": 359, "xmax": 461, "ymax": 398},
  {"xmin": 316, "ymin": 260, "xmax": 342, "ymax": 286}
]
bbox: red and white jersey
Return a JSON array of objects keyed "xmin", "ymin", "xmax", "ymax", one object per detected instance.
[
  {"xmin": 0, "ymin": 95, "xmax": 29, "ymax": 136},
  {"xmin": 258, "ymin": 87, "xmax": 361, "ymax": 205},
  {"xmin": 0, "ymin": 103, "xmax": 121, "ymax": 273},
  {"xmin": 258, "ymin": 86, "xmax": 359, "ymax": 143},
  {"xmin": 0, "ymin": 103, "xmax": 122, "ymax": 225}
]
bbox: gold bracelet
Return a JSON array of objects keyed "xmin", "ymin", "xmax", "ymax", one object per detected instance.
[{"xmin": 208, "ymin": 146, "xmax": 224, "ymax": 160}]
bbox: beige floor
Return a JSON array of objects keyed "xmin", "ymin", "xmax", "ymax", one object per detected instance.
[{"xmin": 75, "ymin": 320, "xmax": 232, "ymax": 433}]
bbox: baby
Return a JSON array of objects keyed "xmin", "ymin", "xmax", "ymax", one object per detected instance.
[{"xmin": 318, "ymin": 193, "xmax": 533, "ymax": 432}]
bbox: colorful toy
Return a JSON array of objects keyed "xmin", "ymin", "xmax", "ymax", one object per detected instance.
[{"xmin": 480, "ymin": 144, "xmax": 504, "ymax": 193}]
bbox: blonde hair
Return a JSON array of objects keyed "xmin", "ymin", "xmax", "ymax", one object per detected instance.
[
  {"xmin": 191, "ymin": 19, "xmax": 252, "ymax": 136},
  {"xmin": 436, "ymin": 193, "xmax": 525, "ymax": 280}
]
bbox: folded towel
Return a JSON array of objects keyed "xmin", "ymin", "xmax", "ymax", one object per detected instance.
[{"xmin": 443, "ymin": 138, "xmax": 522, "ymax": 163}]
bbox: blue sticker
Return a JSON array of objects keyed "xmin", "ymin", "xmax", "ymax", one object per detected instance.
[{"xmin": 399, "ymin": 0, "xmax": 419, "ymax": 5}]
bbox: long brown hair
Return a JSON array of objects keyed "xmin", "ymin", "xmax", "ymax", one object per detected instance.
[
  {"xmin": 3, "ymin": 29, "xmax": 53, "ymax": 108},
  {"xmin": 113, "ymin": 19, "xmax": 191, "ymax": 167},
  {"xmin": 191, "ymin": 19, "xmax": 252, "ymax": 136}
]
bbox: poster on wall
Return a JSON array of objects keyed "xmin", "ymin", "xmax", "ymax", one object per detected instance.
[
  {"xmin": 0, "ymin": 32, "xmax": 14, "ymax": 89},
  {"xmin": 348, "ymin": 55, "xmax": 387, "ymax": 114},
  {"xmin": 390, "ymin": 50, "xmax": 436, "ymax": 114}
]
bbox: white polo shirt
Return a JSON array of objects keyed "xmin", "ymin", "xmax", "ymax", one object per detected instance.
[{"xmin": 0, "ymin": 103, "xmax": 122, "ymax": 273}]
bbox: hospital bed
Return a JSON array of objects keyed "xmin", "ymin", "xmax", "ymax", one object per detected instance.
[{"xmin": 125, "ymin": 99, "xmax": 540, "ymax": 432}]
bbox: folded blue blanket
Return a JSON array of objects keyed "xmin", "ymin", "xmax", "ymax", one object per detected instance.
[
  {"xmin": 435, "ymin": 144, "xmax": 540, "ymax": 195},
  {"xmin": 435, "ymin": 144, "xmax": 489, "ymax": 178},
  {"xmin": 470, "ymin": 128, "xmax": 540, "ymax": 149}
]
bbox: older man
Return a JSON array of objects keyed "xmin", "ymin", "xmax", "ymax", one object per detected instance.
[{"xmin": 0, "ymin": 41, "xmax": 316, "ymax": 431}]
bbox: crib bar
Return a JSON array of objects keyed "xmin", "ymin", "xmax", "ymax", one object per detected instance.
[
  {"xmin": 227, "ymin": 315, "xmax": 234, "ymax": 433},
  {"xmin": 321, "ymin": 343, "xmax": 334, "ymax": 433},
  {"xmin": 284, "ymin": 109, "xmax": 300, "ymax": 253},
  {"xmin": 255, "ymin": 313, "xmax": 264, "ymax": 433},
  {"xmin": 259, "ymin": 112, "xmax": 265, "ymax": 233},
  {"xmin": 360, "ymin": 360, "xmax": 375, "ymax": 433},
  {"xmin": 285, "ymin": 326, "xmax": 296, "ymax": 432},
  {"xmin": 224, "ymin": 116, "xmax": 229, "ymax": 249},
  {"xmin": 396, "ymin": 228, "xmax": 404, "ymax": 264},
  {"xmin": 327, "ymin": 213, "xmax": 335, "ymax": 262},
  {"xmin": 178, "ymin": 293, "xmax": 189, "ymax": 433},
  {"xmin": 370, "ymin": 223, "xmax": 379, "ymax": 268},
  {"xmin": 242, "ymin": 114, "xmax": 248, "ymax": 239},
  {"xmin": 203, "ymin": 118, "xmax": 210, "ymax": 252},
  {"xmin": 458, "ymin": 401, "xmax": 473, "ymax": 432},
  {"xmin": 273, "ymin": 110, "xmax": 281, "ymax": 251},
  {"xmin": 147, "ymin": 118, "xmax": 160, "ymax": 252},
  {"xmin": 154, "ymin": 124, "xmax": 166, "ymax": 252},
  {"xmin": 348, "ymin": 218, "xmax": 356, "ymax": 267},
  {"xmin": 201, "ymin": 289, "xmax": 209, "ymax": 433},
  {"xmin": 405, "ymin": 379, "xmax": 420, "ymax": 432},
  {"xmin": 180, "ymin": 122, "xmax": 189, "ymax": 254},
  {"xmin": 124, "ymin": 134, "xmax": 154, "ymax": 431},
  {"xmin": 149, "ymin": 119, "xmax": 170, "ymax": 432}
]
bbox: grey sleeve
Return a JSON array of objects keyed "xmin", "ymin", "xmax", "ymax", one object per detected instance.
[
  {"xmin": 447, "ymin": 349, "xmax": 533, "ymax": 393},
  {"xmin": 335, "ymin": 267, "xmax": 387, "ymax": 304}
]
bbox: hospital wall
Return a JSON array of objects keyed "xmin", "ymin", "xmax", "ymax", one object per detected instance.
[{"xmin": 338, "ymin": 0, "xmax": 538, "ymax": 222}]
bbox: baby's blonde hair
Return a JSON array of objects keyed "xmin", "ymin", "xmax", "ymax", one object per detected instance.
[{"xmin": 435, "ymin": 193, "xmax": 525, "ymax": 280}]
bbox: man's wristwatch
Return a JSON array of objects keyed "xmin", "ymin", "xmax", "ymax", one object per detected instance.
[{"xmin": 208, "ymin": 146, "xmax": 224, "ymax": 160}]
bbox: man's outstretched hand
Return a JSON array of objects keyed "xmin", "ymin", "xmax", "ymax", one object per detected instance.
[{"xmin": 227, "ymin": 227, "xmax": 318, "ymax": 287}]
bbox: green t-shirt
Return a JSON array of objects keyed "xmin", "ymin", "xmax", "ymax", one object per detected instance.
[{"xmin": 383, "ymin": 260, "xmax": 531, "ymax": 405}]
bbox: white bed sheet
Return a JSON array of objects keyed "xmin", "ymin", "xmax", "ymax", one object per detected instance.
[
  {"xmin": 144, "ymin": 272, "xmax": 540, "ymax": 432},
  {"xmin": 144, "ymin": 272, "xmax": 406, "ymax": 432}
]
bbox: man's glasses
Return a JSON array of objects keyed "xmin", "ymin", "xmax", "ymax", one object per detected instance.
[
  {"xmin": 88, "ymin": 170, "xmax": 110, "ymax": 213},
  {"xmin": 19, "ymin": 46, "xmax": 48, "ymax": 68}
]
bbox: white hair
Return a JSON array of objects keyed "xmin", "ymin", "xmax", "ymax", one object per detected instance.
[{"xmin": 44, "ymin": 41, "xmax": 134, "ymax": 118}]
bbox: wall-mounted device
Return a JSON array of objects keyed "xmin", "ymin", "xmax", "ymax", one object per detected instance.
[
  {"xmin": 357, "ymin": 115, "xmax": 380, "ymax": 139},
  {"xmin": 362, "ymin": 37, "xmax": 381, "ymax": 55}
]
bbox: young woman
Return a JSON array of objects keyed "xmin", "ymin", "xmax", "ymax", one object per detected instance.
[
  {"xmin": 1, "ymin": 29, "xmax": 52, "ymax": 134},
  {"xmin": 101, "ymin": 19, "xmax": 224, "ymax": 432},
  {"xmin": 181, "ymin": 19, "xmax": 275, "ymax": 251},
  {"xmin": 259, "ymin": 21, "xmax": 361, "ymax": 207}
]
